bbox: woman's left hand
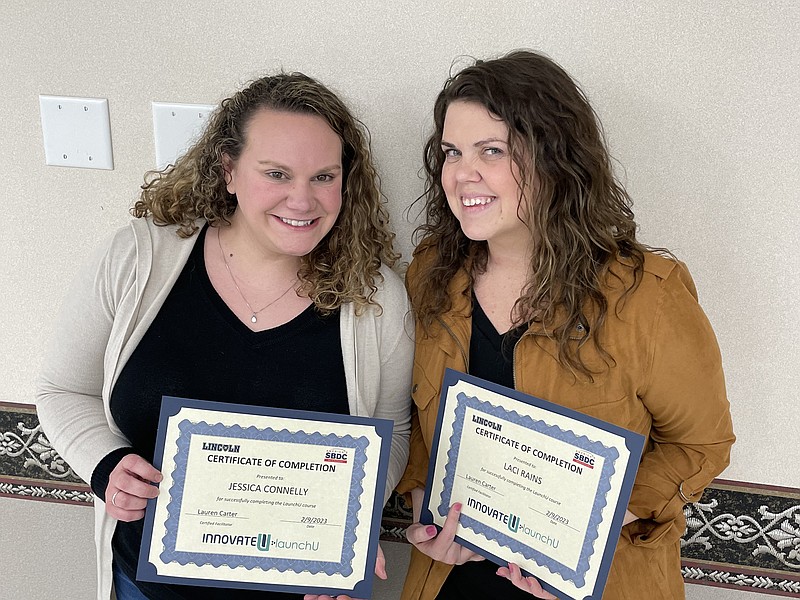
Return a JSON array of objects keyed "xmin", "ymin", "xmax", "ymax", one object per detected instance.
[
  {"xmin": 303, "ymin": 544, "xmax": 387, "ymax": 600},
  {"xmin": 496, "ymin": 563, "xmax": 558, "ymax": 598}
]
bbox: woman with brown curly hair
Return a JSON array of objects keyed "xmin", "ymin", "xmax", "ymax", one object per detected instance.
[
  {"xmin": 397, "ymin": 50, "xmax": 734, "ymax": 599},
  {"xmin": 36, "ymin": 72, "xmax": 412, "ymax": 600}
]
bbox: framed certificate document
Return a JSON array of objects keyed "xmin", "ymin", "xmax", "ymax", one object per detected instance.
[
  {"xmin": 421, "ymin": 369, "xmax": 645, "ymax": 600},
  {"xmin": 137, "ymin": 396, "xmax": 392, "ymax": 597}
]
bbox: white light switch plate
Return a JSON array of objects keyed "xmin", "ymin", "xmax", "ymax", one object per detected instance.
[
  {"xmin": 152, "ymin": 102, "xmax": 215, "ymax": 170},
  {"xmin": 39, "ymin": 95, "xmax": 114, "ymax": 170}
]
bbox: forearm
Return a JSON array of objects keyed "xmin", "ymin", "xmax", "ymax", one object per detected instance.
[{"xmin": 35, "ymin": 385, "xmax": 129, "ymax": 484}]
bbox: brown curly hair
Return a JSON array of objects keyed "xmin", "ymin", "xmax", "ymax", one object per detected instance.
[
  {"xmin": 413, "ymin": 50, "xmax": 651, "ymax": 378},
  {"xmin": 132, "ymin": 72, "xmax": 398, "ymax": 314}
]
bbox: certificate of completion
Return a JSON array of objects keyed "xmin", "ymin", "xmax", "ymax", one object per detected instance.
[
  {"xmin": 137, "ymin": 396, "xmax": 392, "ymax": 597},
  {"xmin": 422, "ymin": 369, "xmax": 645, "ymax": 600}
]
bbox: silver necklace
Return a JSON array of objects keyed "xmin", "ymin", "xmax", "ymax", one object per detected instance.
[{"xmin": 217, "ymin": 229, "xmax": 298, "ymax": 324}]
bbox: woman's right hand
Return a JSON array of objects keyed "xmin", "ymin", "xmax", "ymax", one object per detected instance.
[
  {"xmin": 104, "ymin": 454, "xmax": 162, "ymax": 521},
  {"xmin": 405, "ymin": 502, "xmax": 485, "ymax": 565}
]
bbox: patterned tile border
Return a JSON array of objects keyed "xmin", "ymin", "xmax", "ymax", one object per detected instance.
[
  {"xmin": 2, "ymin": 402, "xmax": 798, "ymax": 596},
  {"xmin": 679, "ymin": 479, "xmax": 800, "ymax": 596},
  {"xmin": 0, "ymin": 402, "xmax": 93, "ymax": 505}
]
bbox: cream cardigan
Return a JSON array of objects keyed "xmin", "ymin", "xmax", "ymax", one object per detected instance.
[{"xmin": 36, "ymin": 218, "xmax": 413, "ymax": 599}]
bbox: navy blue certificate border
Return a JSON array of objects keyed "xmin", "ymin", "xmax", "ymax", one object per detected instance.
[
  {"xmin": 421, "ymin": 369, "xmax": 645, "ymax": 600},
  {"xmin": 137, "ymin": 396, "xmax": 392, "ymax": 598}
]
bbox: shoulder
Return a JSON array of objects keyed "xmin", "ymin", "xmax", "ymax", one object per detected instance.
[
  {"xmin": 604, "ymin": 252, "xmax": 711, "ymax": 354},
  {"xmin": 608, "ymin": 251, "xmax": 698, "ymax": 303},
  {"xmin": 406, "ymin": 237, "xmax": 448, "ymax": 303},
  {"xmin": 377, "ymin": 263, "xmax": 406, "ymax": 294},
  {"xmin": 131, "ymin": 216, "xmax": 201, "ymax": 250},
  {"xmin": 371, "ymin": 263, "xmax": 411, "ymax": 318},
  {"xmin": 347, "ymin": 264, "xmax": 413, "ymax": 353},
  {"xmin": 407, "ymin": 237, "xmax": 438, "ymax": 279},
  {"xmin": 95, "ymin": 218, "xmax": 201, "ymax": 290},
  {"xmin": 102, "ymin": 217, "xmax": 193, "ymax": 255},
  {"xmin": 82, "ymin": 222, "xmax": 139, "ymax": 286},
  {"xmin": 349, "ymin": 264, "xmax": 411, "ymax": 331},
  {"xmin": 640, "ymin": 252, "xmax": 699, "ymax": 302},
  {"xmin": 131, "ymin": 217, "xmax": 202, "ymax": 270},
  {"xmin": 600, "ymin": 252, "xmax": 709, "ymax": 347}
]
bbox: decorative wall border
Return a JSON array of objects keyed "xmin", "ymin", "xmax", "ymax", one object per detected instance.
[
  {"xmin": 0, "ymin": 402, "xmax": 93, "ymax": 505},
  {"xmin": 678, "ymin": 479, "xmax": 800, "ymax": 596},
  {"xmin": 3, "ymin": 402, "xmax": 798, "ymax": 596}
]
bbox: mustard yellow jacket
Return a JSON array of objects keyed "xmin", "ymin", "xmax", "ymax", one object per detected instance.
[{"xmin": 397, "ymin": 248, "xmax": 735, "ymax": 600}]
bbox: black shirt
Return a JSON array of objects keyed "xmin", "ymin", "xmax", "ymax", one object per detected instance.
[
  {"xmin": 100, "ymin": 226, "xmax": 348, "ymax": 600},
  {"xmin": 436, "ymin": 295, "xmax": 533, "ymax": 600}
]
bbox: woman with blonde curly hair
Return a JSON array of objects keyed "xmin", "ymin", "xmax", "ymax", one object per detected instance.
[
  {"xmin": 397, "ymin": 50, "xmax": 734, "ymax": 599},
  {"xmin": 36, "ymin": 72, "xmax": 412, "ymax": 600}
]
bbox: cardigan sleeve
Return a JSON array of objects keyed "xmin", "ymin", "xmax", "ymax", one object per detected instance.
[
  {"xmin": 375, "ymin": 327, "xmax": 413, "ymax": 506},
  {"xmin": 395, "ymin": 254, "xmax": 434, "ymax": 501},
  {"xmin": 369, "ymin": 265, "xmax": 414, "ymax": 505},
  {"xmin": 35, "ymin": 229, "xmax": 134, "ymax": 486},
  {"xmin": 625, "ymin": 261, "xmax": 735, "ymax": 547}
]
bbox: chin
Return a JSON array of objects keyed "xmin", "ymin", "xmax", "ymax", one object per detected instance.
[
  {"xmin": 461, "ymin": 229, "xmax": 491, "ymax": 243},
  {"xmin": 280, "ymin": 241, "xmax": 326, "ymax": 257}
]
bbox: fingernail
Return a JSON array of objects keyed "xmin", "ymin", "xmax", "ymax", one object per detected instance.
[
  {"xmin": 426, "ymin": 525, "xmax": 437, "ymax": 536},
  {"xmin": 453, "ymin": 502, "xmax": 462, "ymax": 512}
]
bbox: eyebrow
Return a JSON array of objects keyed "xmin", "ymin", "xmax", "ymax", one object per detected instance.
[
  {"xmin": 257, "ymin": 160, "xmax": 342, "ymax": 172},
  {"xmin": 441, "ymin": 138, "xmax": 508, "ymax": 148}
]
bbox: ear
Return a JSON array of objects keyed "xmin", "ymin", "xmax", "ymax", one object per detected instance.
[{"xmin": 222, "ymin": 154, "xmax": 235, "ymax": 194}]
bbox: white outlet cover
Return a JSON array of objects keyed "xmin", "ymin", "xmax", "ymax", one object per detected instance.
[
  {"xmin": 152, "ymin": 102, "xmax": 216, "ymax": 170},
  {"xmin": 39, "ymin": 95, "xmax": 114, "ymax": 170}
]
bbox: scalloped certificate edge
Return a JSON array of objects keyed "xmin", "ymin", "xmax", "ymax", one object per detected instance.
[
  {"xmin": 137, "ymin": 396, "xmax": 392, "ymax": 597},
  {"xmin": 421, "ymin": 369, "xmax": 645, "ymax": 600}
]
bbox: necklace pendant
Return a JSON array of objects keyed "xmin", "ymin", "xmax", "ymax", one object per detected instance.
[{"xmin": 250, "ymin": 314, "xmax": 258, "ymax": 324}]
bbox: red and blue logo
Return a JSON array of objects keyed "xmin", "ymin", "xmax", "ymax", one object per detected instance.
[
  {"xmin": 324, "ymin": 449, "xmax": 348, "ymax": 463},
  {"xmin": 573, "ymin": 451, "xmax": 595, "ymax": 469}
]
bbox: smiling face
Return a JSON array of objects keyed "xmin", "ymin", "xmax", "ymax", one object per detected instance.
[
  {"xmin": 224, "ymin": 108, "xmax": 343, "ymax": 259},
  {"xmin": 440, "ymin": 101, "xmax": 533, "ymax": 252}
]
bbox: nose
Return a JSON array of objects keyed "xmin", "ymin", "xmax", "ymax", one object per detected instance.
[
  {"xmin": 454, "ymin": 156, "xmax": 481, "ymax": 183},
  {"xmin": 284, "ymin": 180, "xmax": 315, "ymax": 212}
]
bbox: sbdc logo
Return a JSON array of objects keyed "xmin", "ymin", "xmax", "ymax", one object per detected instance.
[
  {"xmin": 572, "ymin": 451, "xmax": 595, "ymax": 469},
  {"xmin": 324, "ymin": 449, "xmax": 348, "ymax": 463}
]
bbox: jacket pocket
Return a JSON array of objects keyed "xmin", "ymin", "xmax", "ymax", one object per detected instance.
[{"xmin": 411, "ymin": 359, "xmax": 440, "ymax": 412}]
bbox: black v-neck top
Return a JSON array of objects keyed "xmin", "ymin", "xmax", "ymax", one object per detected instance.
[
  {"xmin": 436, "ymin": 295, "xmax": 534, "ymax": 600},
  {"xmin": 103, "ymin": 225, "xmax": 347, "ymax": 599},
  {"xmin": 468, "ymin": 295, "xmax": 528, "ymax": 389}
]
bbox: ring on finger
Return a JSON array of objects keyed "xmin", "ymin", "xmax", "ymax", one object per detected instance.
[{"xmin": 111, "ymin": 490, "xmax": 121, "ymax": 507}]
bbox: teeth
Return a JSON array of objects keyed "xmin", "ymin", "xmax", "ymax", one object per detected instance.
[
  {"xmin": 280, "ymin": 217, "xmax": 314, "ymax": 227},
  {"xmin": 462, "ymin": 196, "xmax": 495, "ymax": 207}
]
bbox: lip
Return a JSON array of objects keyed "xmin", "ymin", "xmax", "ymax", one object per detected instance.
[
  {"xmin": 460, "ymin": 195, "xmax": 496, "ymax": 207},
  {"xmin": 275, "ymin": 216, "xmax": 318, "ymax": 228}
]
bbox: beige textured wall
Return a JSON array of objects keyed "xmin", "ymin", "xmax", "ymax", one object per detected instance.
[{"xmin": 2, "ymin": 1, "xmax": 798, "ymax": 598}]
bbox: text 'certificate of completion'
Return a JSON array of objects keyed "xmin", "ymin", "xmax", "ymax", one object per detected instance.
[
  {"xmin": 137, "ymin": 396, "xmax": 392, "ymax": 598},
  {"xmin": 422, "ymin": 369, "xmax": 645, "ymax": 600}
]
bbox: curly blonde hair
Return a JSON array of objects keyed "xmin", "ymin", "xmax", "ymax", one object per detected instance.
[
  {"xmin": 132, "ymin": 72, "xmax": 398, "ymax": 313},
  {"xmin": 413, "ymin": 50, "xmax": 652, "ymax": 378}
]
